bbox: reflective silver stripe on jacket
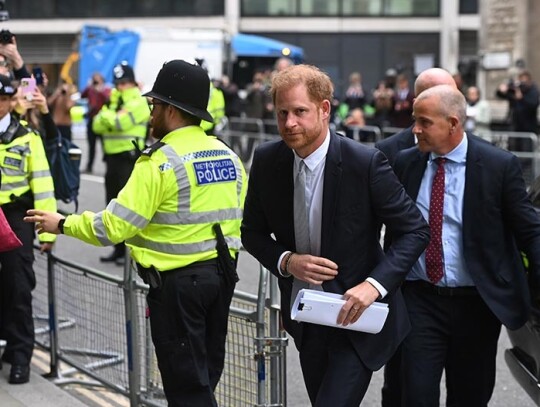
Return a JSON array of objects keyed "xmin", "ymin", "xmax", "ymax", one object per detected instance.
[
  {"xmin": 1, "ymin": 180, "xmax": 29, "ymax": 190},
  {"xmin": 114, "ymin": 112, "xmax": 139, "ymax": 130},
  {"xmin": 107, "ymin": 199, "xmax": 149, "ymax": 229},
  {"xmin": 30, "ymin": 170, "xmax": 52, "ymax": 179},
  {"xmin": 34, "ymin": 191, "xmax": 55, "ymax": 200},
  {"xmin": 1, "ymin": 168, "xmax": 23, "ymax": 176},
  {"xmin": 127, "ymin": 235, "xmax": 242, "ymax": 255},
  {"xmin": 152, "ymin": 208, "xmax": 243, "ymax": 225},
  {"xmin": 149, "ymin": 144, "xmax": 243, "ymax": 225},
  {"xmin": 93, "ymin": 211, "xmax": 114, "ymax": 246}
]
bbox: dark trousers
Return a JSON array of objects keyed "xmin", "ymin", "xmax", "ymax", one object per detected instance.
[
  {"xmin": 104, "ymin": 152, "xmax": 137, "ymax": 256},
  {"xmin": 401, "ymin": 282, "xmax": 501, "ymax": 407},
  {"xmin": 0, "ymin": 205, "xmax": 37, "ymax": 366},
  {"xmin": 146, "ymin": 261, "xmax": 235, "ymax": 407},
  {"xmin": 298, "ymin": 324, "xmax": 373, "ymax": 406},
  {"xmin": 381, "ymin": 346, "xmax": 402, "ymax": 407},
  {"xmin": 86, "ymin": 119, "xmax": 101, "ymax": 172}
]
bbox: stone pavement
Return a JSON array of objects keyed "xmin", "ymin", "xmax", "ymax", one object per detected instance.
[{"xmin": 0, "ymin": 362, "xmax": 86, "ymax": 407}]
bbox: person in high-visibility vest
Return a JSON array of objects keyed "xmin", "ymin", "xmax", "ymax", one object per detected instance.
[
  {"xmin": 25, "ymin": 60, "xmax": 247, "ymax": 406},
  {"xmin": 0, "ymin": 74, "xmax": 57, "ymax": 384},
  {"xmin": 92, "ymin": 62, "xmax": 151, "ymax": 265},
  {"xmin": 200, "ymin": 81, "xmax": 225, "ymax": 135}
]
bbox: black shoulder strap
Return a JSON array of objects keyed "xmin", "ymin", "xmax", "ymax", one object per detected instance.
[
  {"xmin": 215, "ymin": 136, "xmax": 234, "ymax": 151},
  {"xmin": 141, "ymin": 141, "xmax": 165, "ymax": 157},
  {"xmin": 0, "ymin": 117, "xmax": 26, "ymax": 144}
]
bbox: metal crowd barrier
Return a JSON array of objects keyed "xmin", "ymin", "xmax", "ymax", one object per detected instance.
[
  {"xmin": 218, "ymin": 118, "xmax": 279, "ymax": 171},
  {"xmin": 381, "ymin": 126, "xmax": 405, "ymax": 139},
  {"xmin": 480, "ymin": 130, "xmax": 540, "ymax": 186},
  {"xmin": 32, "ymin": 248, "xmax": 287, "ymax": 406},
  {"xmin": 341, "ymin": 125, "xmax": 382, "ymax": 146}
]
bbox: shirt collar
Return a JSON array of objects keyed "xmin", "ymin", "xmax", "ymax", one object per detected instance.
[
  {"xmin": 0, "ymin": 113, "xmax": 11, "ymax": 133},
  {"xmin": 294, "ymin": 130, "xmax": 330, "ymax": 171},
  {"xmin": 430, "ymin": 132, "xmax": 467, "ymax": 164}
]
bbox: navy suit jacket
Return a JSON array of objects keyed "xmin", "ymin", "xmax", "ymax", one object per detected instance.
[
  {"xmin": 375, "ymin": 125, "xmax": 415, "ymax": 167},
  {"xmin": 241, "ymin": 132, "xmax": 430, "ymax": 370},
  {"xmin": 393, "ymin": 134, "xmax": 540, "ymax": 329}
]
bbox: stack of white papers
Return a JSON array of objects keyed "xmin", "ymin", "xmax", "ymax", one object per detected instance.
[{"xmin": 291, "ymin": 289, "xmax": 389, "ymax": 334}]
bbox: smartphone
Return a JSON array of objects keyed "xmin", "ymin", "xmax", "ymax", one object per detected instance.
[
  {"xmin": 20, "ymin": 77, "xmax": 36, "ymax": 97},
  {"xmin": 32, "ymin": 66, "xmax": 44, "ymax": 86}
]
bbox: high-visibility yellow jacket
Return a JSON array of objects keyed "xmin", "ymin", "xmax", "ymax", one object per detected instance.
[
  {"xmin": 0, "ymin": 117, "xmax": 57, "ymax": 243},
  {"xmin": 201, "ymin": 83, "xmax": 225, "ymax": 133},
  {"xmin": 64, "ymin": 125, "xmax": 247, "ymax": 271},
  {"xmin": 92, "ymin": 86, "xmax": 150, "ymax": 155}
]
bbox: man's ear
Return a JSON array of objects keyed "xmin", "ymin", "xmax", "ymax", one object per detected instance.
[
  {"xmin": 321, "ymin": 99, "xmax": 331, "ymax": 119},
  {"xmin": 449, "ymin": 116, "xmax": 459, "ymax": 133}
]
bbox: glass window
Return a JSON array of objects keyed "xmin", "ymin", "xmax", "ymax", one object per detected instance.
[
  {"xmin": 342, "ymin": 0, "xmax": 383, "ymax": 16},
  {"xmin": 10, "ymin": 0, "xmax": 223, "ymax": 18},
  {"xmin": 459, "ymin": 0, "xmax": 478, "ymax": 14},
  {"xmin": 299, "ymin": 0, "xmax": 339, "ymax": 16},
  {"xmin": 384, "ymin": 0, "xmax": 438, "ymax": 16},
  {"xmin": 243, "ymin": 0, "xmax": 297, "ymax": 16},
  {"xmin": 172, "ymin": 0, "xmax": 224, "ymax": 15},
  {"xmin": 10, "ymin": 0, "xmax": 56, "ymax": 18}
]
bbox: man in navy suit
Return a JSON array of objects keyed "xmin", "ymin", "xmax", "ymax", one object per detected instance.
[
  {"xmin": 375, "ymin": 67, "xmax": 457, "ymax": 407},
  {"xmin": 392, "ymin": 84, "xmax": 540, "ymax": 406},
  {"xmin": 241, "ymin": 64, "xmax": 430, "ymax": 405}
]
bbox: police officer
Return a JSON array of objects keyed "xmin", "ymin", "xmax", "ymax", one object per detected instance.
[
  {"xmin": 92, "ymin": 62, "xmax": 151, "ymax": 265},
  {"xmin": 0, "ymin": 74, "xmax": 56, "ymax": 384},
  {"xmin": 195, "ymin": 58, "xmax": 226, "ymax": 135},
  {"xmin": 25, "ymin": 60, "xmax": 247, "ymax": 406}
]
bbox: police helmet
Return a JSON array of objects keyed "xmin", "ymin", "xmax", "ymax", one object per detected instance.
[
  {"xmin": 113, "ymin": 62, "xmax": 136, "ymax": 84},
  {"xmin": 0, "ymin": 74, "xmax": 15, "ymax": 96},
  {"xmin": 143, "ymin": 59, "xmax": 213, "ymax": 123}
]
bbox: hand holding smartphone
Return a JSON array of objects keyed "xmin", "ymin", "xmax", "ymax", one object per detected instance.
[
  {"xmin": 32, "ymin": 67, "xmax": 44, "ymax": 86},
  {"xmin": 20, "ymin": 77, "xmax": 36, "ymax": 101}
]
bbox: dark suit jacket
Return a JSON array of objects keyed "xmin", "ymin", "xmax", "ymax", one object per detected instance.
[
  {"xmin": 375, "ymin": 126, "xmax": 415, "ymax": 167},
  {"xmin": 241, "ymin": 132, "xmax": 430, "ymax": 370},
  {"xmin": 393, "ymin": 134, "xmax": 540, "ymax": 330}
]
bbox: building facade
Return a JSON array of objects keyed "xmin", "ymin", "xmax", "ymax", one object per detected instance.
[{"xmin": 6, "ymin": 0, "xmax": 535, "ymax": 104}]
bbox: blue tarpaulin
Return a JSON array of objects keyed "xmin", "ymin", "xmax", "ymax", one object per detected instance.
[
  {"xmin": 78, "ymin": 26, "xmax": 139, "ymax": 90},
  {"xmin": 232, "ymin": 33, "xmax": 304, "ymax": 61}
]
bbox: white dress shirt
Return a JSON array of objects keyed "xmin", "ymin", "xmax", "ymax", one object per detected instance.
[
  {"xmin": 277, "ymin": 132, "xmax": 387, "ymax": 298},
  {"xmin": 0, "ymin": 113, "xmax": 11, "ymax": 133}
]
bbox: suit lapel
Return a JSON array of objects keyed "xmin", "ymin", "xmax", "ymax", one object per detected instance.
[
  {"xmin": 405, "ymin": 149, "xmax": 428, "ymax": 201},
  {"xmin": 275, "ymin": 143, "xmax": 296, "ymax": 247},
  {"xmin": 463, "ymin": 135, "xmax": 482, "ymax": 228},
  {"xmin": 321, "ymin": 133, "xmax": 342, "ymax": 256},
  {"xmin": 398, "ymin": 127, "xmax": 415, "ymax": 151}
]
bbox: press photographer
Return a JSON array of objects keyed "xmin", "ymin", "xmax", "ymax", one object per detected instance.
[{"xmin": 496, "ymin": 70, "xmax": 540, "ymax": 150}]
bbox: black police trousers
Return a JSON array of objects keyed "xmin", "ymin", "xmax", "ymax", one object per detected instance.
[
  {"xmin": 146, "ymin": 260, "xmax": 235, "ymax": 407},
  {"xmin": 0, "ymin": 204, "xmax": 37, "ymax": 366},
  {"xmin": 104, "ymin": 151, "xmax": 137, "ymax": 256}
]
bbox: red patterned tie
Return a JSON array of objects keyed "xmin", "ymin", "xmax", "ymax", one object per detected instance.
[{"xmin": 425, "ymin": 157, "xmax": 446, "ymax": 284}]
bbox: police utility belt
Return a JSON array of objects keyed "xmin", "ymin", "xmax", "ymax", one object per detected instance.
[{"xmin": 136, "ymin": 223, "xmax": 239, "ymax": 289}]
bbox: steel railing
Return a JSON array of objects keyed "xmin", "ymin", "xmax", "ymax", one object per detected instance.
[{"xmin": 32, "ymin": 248, "xmax": 287, "ymax": 406}]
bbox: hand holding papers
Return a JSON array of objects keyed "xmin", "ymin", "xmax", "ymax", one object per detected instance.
[{"xmin": 291, "ymin": 289, "xmax": 389, "ymax": 334}]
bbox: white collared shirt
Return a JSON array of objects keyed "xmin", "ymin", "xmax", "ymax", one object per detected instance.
[
  {"xmin": 277, "ymin": 132, "xmax": 387, "ymax": 298},
  {"xmin": 0, "ymin": 113, "xmax": 11, "ymax": 133},
  {"xmin": 292, "ymin": 131, "xmax": 330, "ymax": 257}
]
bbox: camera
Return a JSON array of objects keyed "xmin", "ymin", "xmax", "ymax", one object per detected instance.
[{"xmin": 0, "ymin": 29, "xmax": 13, "ymax": 45}]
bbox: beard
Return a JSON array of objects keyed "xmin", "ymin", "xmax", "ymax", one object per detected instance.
[{"xmin": 150, "ymin": 111, "xmax": 169, "ymax": 140}]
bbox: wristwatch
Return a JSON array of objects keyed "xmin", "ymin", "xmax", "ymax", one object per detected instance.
[{"xmin": 58, "ymin": 218, "xmax": 66, "ymax": 234}]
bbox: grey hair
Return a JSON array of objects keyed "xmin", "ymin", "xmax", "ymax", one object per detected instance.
[{"xmin": 415, "ymin": 84, "xmax": 467, "ymax": 126}]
